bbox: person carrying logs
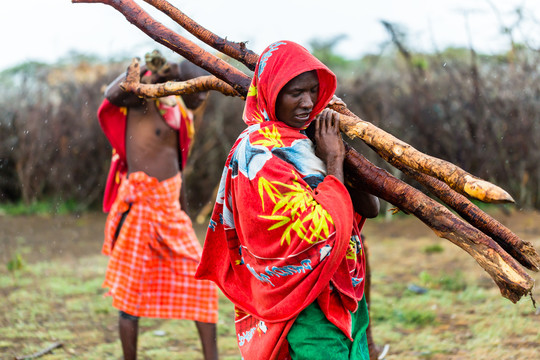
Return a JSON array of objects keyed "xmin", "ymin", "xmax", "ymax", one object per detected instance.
[
  {"xmin": 97, "ymin": 50, "xmax": 219, "ymax": 360},
  {"xmin": 195, "ymin": 40, "xmax": 379, "ymax": 359}
]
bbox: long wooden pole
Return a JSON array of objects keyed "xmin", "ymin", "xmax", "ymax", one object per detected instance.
[{"xmin": 142, "ymin": 0, "xmax": 259, "ymax": 70}]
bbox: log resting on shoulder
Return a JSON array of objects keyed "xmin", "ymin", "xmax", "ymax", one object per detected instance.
[{"xmin": 78, "ymin": 0, "xmax": 513, "ymax": 203}]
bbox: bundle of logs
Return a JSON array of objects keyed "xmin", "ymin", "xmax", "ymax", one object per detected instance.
[
  {"xmin": 73, "ymin": 0, "xmax": 538, "ymax": 307},
  {"xmin": 74, "ymin": 0, "xmax": 539, "ymax": 357}
]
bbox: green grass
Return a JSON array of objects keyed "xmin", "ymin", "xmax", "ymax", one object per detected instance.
[
  {"xmin": 0, "ymin": 255, "xmax": 241, "ymax": 360},
  {"xmin": 422, "ymin": 244, "xmax": 444, "ymax": 254},
  {"xmin": 368, "ymin": 266, "xmax": 539, "ymax": 360},
  {"xmin": 419, "ymin": 270, "xmax": 468, "ymax": 291},
  {"xmin": 0, "ymin": 198, "xmax": 86, "ymax": 216},
  {"xmin": 2, "ymin": 211, "xmax": 539, "ymax": 360}
]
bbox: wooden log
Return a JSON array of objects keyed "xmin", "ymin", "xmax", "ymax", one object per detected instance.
[
  {"xmin": 142, "ymin": 0, "xmax": 259, "ymax": 70},
  {"xmin": 331, "ymin": 104, "xmax": 515, "ymax": 204},
  {"xmin": 73, "ymin": 0, "xmax": 538, "ymax": 303},
  {"xmin": 137, "ymin": 0, "xmax": 515, "ymax": 205},
  {"xmin": 82, "ymin": 0, "xmax": 514, "ymax": 205},
  {"xmin": 120, "ymin": 58, "xmax": 242, "ymax": 98},
  {"xmin": 343, "ymin": 143, "xmax": 534, "ymax": 303},
  {"xmin": 75, "ymin": 0, "xmax": 508, "ymax": 202},
  {"xmin": 383, "ymin": 155, "xmax": 540, "ymax": 272}
]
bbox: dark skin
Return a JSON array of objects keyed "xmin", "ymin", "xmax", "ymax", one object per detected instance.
[
  {"xmin": 105, "ymin": 63, "xmax": 182, "ymax": 182},
  {"xmin": 105, "ymin": 62, "xmax": 217, "ymax": 360},
  {"xmin": 275, "ymin": 71, "xmax": 379, "ymax": 218}
]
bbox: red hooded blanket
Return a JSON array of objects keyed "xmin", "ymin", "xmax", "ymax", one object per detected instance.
[{"xmin": 196, "ymin": 41, "xmax": 366, "ymax": 359}]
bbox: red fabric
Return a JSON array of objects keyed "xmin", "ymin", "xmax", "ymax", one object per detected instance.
[
  {"xmin": 196, "ymin": 41, "xmax": 366, "ymax": 359},
  {"xmin": 242, "ymin": 41, "xmax": 336, "ymax": 127},
  {"xmin": 102, "ymin": 172, "xmax": 218, "ymax": 322},
  {"xmin": 97, "ymin": 96, "xmax": 194, "ymax": 212}
]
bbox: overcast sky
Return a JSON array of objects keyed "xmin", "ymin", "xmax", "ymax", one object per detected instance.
[{"xmin": 1, "ymin": 0, "xmax": 539, "ymax": 71}]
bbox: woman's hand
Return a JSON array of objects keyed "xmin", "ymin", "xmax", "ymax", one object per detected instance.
[
  {"xmin": 314, "ymin": 109, "xmax": 345, "ymax": 183},
  {"xmin": 328, "ymin": 95, "xmax": 346, "ymax": 107}
]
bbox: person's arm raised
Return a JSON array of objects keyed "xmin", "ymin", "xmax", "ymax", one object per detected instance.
[
  {"xmin": 104, "ymin": 69, "xmax": 147, "ymax": 108},
  {"xmin": 104, "ymin": 62, "xmax": 182, "ymax": 107}
]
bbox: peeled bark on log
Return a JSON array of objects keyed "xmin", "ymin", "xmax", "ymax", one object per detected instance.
[
  {"xmin": 120, "ymin": 58, "xmax": 242, "ymax": 98},
  {"xmin": 386, "ymin": 157, "xmax": 540, "ymax": 272},
  {"xmin": 343, "ymin": 144, "xmax": 534, "ymax": 303},
  {"xmin": 331, "ymin": 104, "xmax": 515, "ymax": 204}
]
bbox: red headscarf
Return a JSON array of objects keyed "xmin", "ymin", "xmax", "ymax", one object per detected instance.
[
  {"xmin": 242, "ymin": 41, "xmax": 336, "ymax": 127},
  {"xmin": 196, "ymin": 41, "xmax": 365, "ymax": 360}
]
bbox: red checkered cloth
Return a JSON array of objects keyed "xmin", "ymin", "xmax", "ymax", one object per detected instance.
[{"xmin": 102, "ymin": 171, "xmax": 218, "ymax": 322}]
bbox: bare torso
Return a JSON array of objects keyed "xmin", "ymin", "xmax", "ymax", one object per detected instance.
[{"xmin": 125, "ymin": 100, "xmax": 180, "ymax": 181}]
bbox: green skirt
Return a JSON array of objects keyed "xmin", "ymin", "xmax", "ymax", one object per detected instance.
[{"xmin": 287, "ymin": 297, "xmax": 370, "ymax": 360}]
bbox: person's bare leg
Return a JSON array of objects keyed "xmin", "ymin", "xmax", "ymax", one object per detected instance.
[
  {"xmin": 195, "ymin": 321, "xmax": 218, "ymax": 360},
  {"xmin": 119, "ymin": 314, "xmax": 139, "ymax": 360}
]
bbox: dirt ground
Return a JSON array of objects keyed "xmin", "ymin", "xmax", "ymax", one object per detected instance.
[{"xmin": 1, "ymin": 208, "xmax": 539, "ymax": 359}]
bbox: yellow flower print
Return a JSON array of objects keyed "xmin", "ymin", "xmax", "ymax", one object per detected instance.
[
  {"xmin": 247, "ymin": 84, "xmax": 258, "ymax": 97},
  {"xmin": 258, "ymin": 172, "xmax": 334, "ymax": 245},
  {"xmin": 346, "ymin": 238, "xmax": 357, "ymax": 260},
  {"xmin": 252, "ymin": 125, "xmax": 285, "ymax": 148}
]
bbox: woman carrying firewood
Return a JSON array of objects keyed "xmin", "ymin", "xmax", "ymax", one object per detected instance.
[{"xmin": 196, "ymin": 40, "xmax": 379, "ymax": 359}]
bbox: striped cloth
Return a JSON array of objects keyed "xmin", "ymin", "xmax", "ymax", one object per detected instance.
[{"xmin": 102, "ymin": 171, "xmax": 218, "ymax": 323}]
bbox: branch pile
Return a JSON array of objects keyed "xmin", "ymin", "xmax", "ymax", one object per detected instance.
[{"xmin": 73, "ymin": 0, "xmax": 539, "ymax": 304}]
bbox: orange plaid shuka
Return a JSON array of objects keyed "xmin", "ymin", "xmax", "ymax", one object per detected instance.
[{"xmin": 102, "ymin": 171, "xmax": 218, "ymax": 323}]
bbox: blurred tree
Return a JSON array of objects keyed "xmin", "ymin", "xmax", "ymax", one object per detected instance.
[{"xmin": 308, "ymin": 34, "xmax": 350, "ymax": 69}]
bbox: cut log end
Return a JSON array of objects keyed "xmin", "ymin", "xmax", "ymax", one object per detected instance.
[
  {"xmin": 463, "ymin": 176, "xmax": 515, "ymax": 204},
  {"xmin": 497, "ymin": 280, "xmax": 535, "ymax": 304},
  {"xmin": 431, "ymin": 227, "xmax": 534, "ymax": 304},
  {"xmin": 480, "ymin": 262, "xmax": 533, "ymax": 304}
]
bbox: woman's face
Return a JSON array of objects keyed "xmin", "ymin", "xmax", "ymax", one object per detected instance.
[{"xmin": 275, "ymin": 71, "xmax": 319, "ymax": 128}]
